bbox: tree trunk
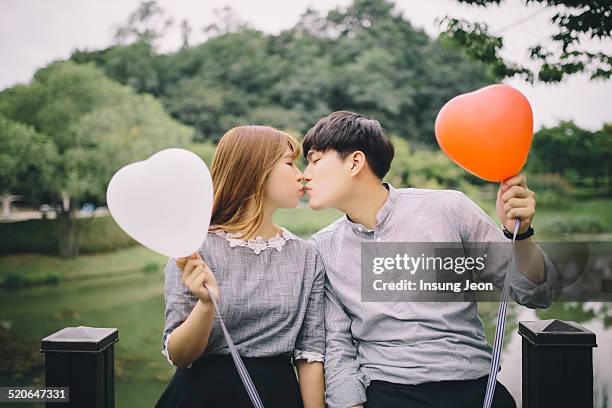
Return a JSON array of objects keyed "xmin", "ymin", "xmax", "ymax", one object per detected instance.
[{"xmin": 57, "ymin": 208, "xmax": 81, "ymax": 258}]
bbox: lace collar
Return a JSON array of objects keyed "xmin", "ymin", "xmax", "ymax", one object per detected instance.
[{"xmin": 212, "ymin": 228, "xmax": 295, "ymax": 255}]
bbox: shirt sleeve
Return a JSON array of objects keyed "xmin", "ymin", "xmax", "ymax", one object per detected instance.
[
  {"xmin": 293, "ymin": 249, "xmax": 326, "ymax": 363},
  {"xmin": 161, "ymin": 256, "xmax": 198, "ymax": 368},
  {"xmin": 324, "ymin": 277, "xmax": 370, "ymax": 407},
  {"xmin": 454, "ymin": 191, "xmax": 556, "ymax": 308}
]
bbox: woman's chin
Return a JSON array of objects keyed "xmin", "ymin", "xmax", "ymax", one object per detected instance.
[{"xmin": 280, "ymin": 198, "xmax": 300, "ymax": 209}]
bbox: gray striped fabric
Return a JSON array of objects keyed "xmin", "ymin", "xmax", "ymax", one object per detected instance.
[
  {"xmin": 310, "ymin": 183, "xmax": 556, "ymax": 408},
  {"xmin": 161, "ymin": 228, "xmax": 325, "ymax": 368}
]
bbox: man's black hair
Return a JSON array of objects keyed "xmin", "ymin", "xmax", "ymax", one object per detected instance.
[{"xmin": 302, "ymin": 110, "xmax": 395, "ymax": 179}]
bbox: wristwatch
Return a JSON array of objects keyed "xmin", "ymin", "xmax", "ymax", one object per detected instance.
[{"xmin": 502, "ymin": 224, "xmax": 534, "ymax": 240}]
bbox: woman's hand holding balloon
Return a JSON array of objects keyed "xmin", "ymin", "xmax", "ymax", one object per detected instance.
[{"xmin": 176, "ymin": 253, "xmax": 221, "ymax": 306}]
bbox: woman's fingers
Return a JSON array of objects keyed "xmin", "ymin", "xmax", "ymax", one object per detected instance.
[
  {"xmin": 187, "ymin": 264, "xmax": 219, "ymax": 302},
  {"xmin": 190, "ymin": 269, "xmax": 208, "ymax": 291},
  {"xmin": 176, "ymin": 252, "xmax": 201, "ymax": 270},
  {"xmin": 177, "ymin": 255, "xmax": 219, "ymax": 303},
  {"xmin": 182, "ymin": 259, "xmax": 205, "ymax": 278},
  {"xmin": 186, "ymin": 264, "xmax": 206, "ymax": 286}
]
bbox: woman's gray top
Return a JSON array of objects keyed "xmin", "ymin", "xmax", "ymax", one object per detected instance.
[{"xmin": 161, "ymin": 227, "xmax": 325, "ymax": 368}]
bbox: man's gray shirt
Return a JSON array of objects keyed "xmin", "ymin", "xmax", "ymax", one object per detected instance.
[{"xmin": 310, "ymin": 183, "xmax": 556, "ymax": 408}]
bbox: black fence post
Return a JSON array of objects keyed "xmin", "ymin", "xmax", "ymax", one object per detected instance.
[
  {"xmin": 519, "ymin": 319, "xmax": 597, "ymax": 408},
  {"xmin": 40, "ymin": 326, "xmax": 119, "ymax": 408}
]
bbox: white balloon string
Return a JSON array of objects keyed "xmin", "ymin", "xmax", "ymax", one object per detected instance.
[
  {"xmin": 482, "ymin": 218, "xmax": 520, "ymax": 408},
  {"xmin": 204, "ymin": 283, "xmax": 265, "ymax": 408}
]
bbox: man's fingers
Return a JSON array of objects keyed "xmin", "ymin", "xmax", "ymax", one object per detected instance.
[
  {"xmin": 503, "ymin": 197, "xmax": 534, "ymax": 212},
  {"xmin": 507, "ymin": 207, "xmax": 533, "ymax": 221},
  {"xmin": 501, "ymin": 174, "xmax": 526, "ymax": 190},
  {"xmin": 501, "ymin": 185, "xmax": 532, "ymax": 202}
]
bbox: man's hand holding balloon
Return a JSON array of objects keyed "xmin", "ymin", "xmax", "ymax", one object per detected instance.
[
  {"xmin": 435, "ymin": 84, "xmax": 551, "ymax": 408},
  {"xmin": 496, "ymin": 174, "xmax": 536, "ymax": 235}
]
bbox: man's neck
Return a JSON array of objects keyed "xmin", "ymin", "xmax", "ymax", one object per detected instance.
[{"xmin": 343, "ymin": 182, "xmax": 389, "ymax": 230}]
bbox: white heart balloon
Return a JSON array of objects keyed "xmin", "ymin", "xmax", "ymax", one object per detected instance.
[{"xmin": 106, "ymin": 148, "xmax": 213, "ymax": 258}]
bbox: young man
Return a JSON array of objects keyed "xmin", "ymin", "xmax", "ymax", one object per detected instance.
[{"xmin": 301, "ymin": 111, "xmax": 556, "ymax": 408}]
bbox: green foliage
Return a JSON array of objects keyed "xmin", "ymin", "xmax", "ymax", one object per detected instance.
[
  {"xmin": 386, "ymin": 136, "xmax": 480, "ymax": 194},
  {"xmin": 72, "ymin": 42, "xmax": 160, "ymax": 95},
  {"xmin": 142, "ymin": 261, "xmax": 160, "ymax": 274},
  {"xmin": 0, "ymin": 116, "xmax": 59, "ymax": 202},
  {"xmin": 441, "ymin": 0, "xmax": 612, "ymax": 82},
  {"xmin": 113, "ymin": 0, "xmax": 173, "ymax": 47},
  {"xmin": 0, "ymin": 216, "xmax": 137, "ymax": 256},
  {"xmin": 523, "ymin": 173, "xmax": 574, "ymax": 208},
  {"xmin": 0, "ymin": 61, "xmax": 193, "ymax": 207},
  {"xmin": 538, "ymin": 215, "xmax": 605, "ymax": 235},
  {"xmin": 70, "ymin": 0, "xmax": 492, "ymax": 145},
  {"xmin": 273, "ymin": 207, "xmax": 343, "ymax": 238},
  {"xmin": 527, "ymin": 121, "xmax": 612, "ymax": 191},
  {"xmin": 1, "ymin": 271, "xmax": 63, "ymax": 289},
  {"xmin": 187, "ymin": 142, "xmax": 216, "ymax": 166}
]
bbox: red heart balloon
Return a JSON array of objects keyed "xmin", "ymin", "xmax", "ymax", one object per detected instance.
[{"xmin": 434, "ymin": 84, "xmax": 533, "ymax": 182}]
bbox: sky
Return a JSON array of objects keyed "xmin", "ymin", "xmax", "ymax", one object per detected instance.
[{"xmin": 1, "ymin": 0, "xmax": 611, "ymax": 131}]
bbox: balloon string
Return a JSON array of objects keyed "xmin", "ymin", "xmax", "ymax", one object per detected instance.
[
  {"xmin": 482, "ymin": 218, "xmax": 520, "ymax": 408},
  {"xmin": 204, "ymin": 283, "xmax": 265, "ymax": 408}
]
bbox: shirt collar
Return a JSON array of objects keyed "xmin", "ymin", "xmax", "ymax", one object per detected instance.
[{"xmin": 345, "ymin": 182, "xmax": 398, "ymax": 233}]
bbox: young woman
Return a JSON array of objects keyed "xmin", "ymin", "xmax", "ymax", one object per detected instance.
[{"xmin": 155, "ymin": 126, "xmax": 325, "ymax": 408}]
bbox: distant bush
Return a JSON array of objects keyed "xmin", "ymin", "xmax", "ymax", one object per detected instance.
[
  {"xmin": 0, "ymin": 215, "xmax": 137, "ymax": 255},
  {"xmin": 143, "ymin": 261, "xmax": 161, "ymax": 274},
  {"xmin": 539, "ymin": 215, "xmax": 605, "ymax": 235},
  {"xmin": 2, "ymin": 271, "xmax": 63, "ymax": 288},
  {"xmin": 525, "ymin": 173, "xmax": 574, "ymax": 208}
]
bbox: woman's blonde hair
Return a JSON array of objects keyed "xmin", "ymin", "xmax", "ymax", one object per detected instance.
[{"xmin": 209, "ymin": 125, "xmax": 300, "ymax": 239}]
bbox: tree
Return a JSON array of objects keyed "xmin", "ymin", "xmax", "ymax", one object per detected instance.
[
  {"xmin": 72, "ymin": 0, "xmax": 493, "ymax": 145},
  {"xmin": 0, "ymin": 62, "xmax": 193, "ymax": 257},
  {"xmin": 440, "ymin": 0, "xmax": 612, "ymax": 82},
  {"xmin": 529, "ymin": 121, "xmax": 611, "ymax": 190},
  {"xmin": 594, "ymin": 123, "xmax": 612, "ymax": 192},
  {"xmin": 202, "ymin": 6, "xmax": 251, "ymax": 37},
  {"xmin": 114, "ymin": 0, "xmax": 173, "ymax": 48},
  {"xmin": 180, "ymin": 19, "xmax": 192, "ymax": 50},
  {"xmin": 0, "ymin": 116, "xmax": 58, "ymax": 202},
  {"xmin": 72, "ymin": 41, "xmax": 160, "ymax": 95}
]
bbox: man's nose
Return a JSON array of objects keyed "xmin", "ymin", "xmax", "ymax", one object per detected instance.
[{"xmin": 301, "ymin": 165, "xmax": 312, "ymax": 182}]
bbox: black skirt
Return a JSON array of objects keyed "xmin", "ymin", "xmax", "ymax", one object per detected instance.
[{"xmin": 155, "ymin": 354, "xmax": 304, "ymax": 408}]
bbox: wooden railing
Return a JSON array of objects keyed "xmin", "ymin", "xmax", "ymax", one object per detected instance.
[{"xmin": 40, "ymin": 320, "xmax": 596, "ymax": 407}]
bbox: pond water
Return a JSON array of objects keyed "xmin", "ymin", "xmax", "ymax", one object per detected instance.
[{"xmin": 1, "ymin": 269, "xmax": 611, "ymax": 407}]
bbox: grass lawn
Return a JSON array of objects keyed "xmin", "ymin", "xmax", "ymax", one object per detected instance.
[
  {"xmin": 274, "ymin": 206, "xmax": 343, "ymax": 238},
  {"xmin": 536, "ymin": 198, "xmax": 612, "ymax": 230},
  {"xmin": 0, "ymin": 246, "xmax": 166, "ymax": 282}
]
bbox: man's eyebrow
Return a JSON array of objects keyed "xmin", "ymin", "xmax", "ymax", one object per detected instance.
[{"xmin": 306, "ymin": 150, "xmax": 319, "ymax": 161}]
